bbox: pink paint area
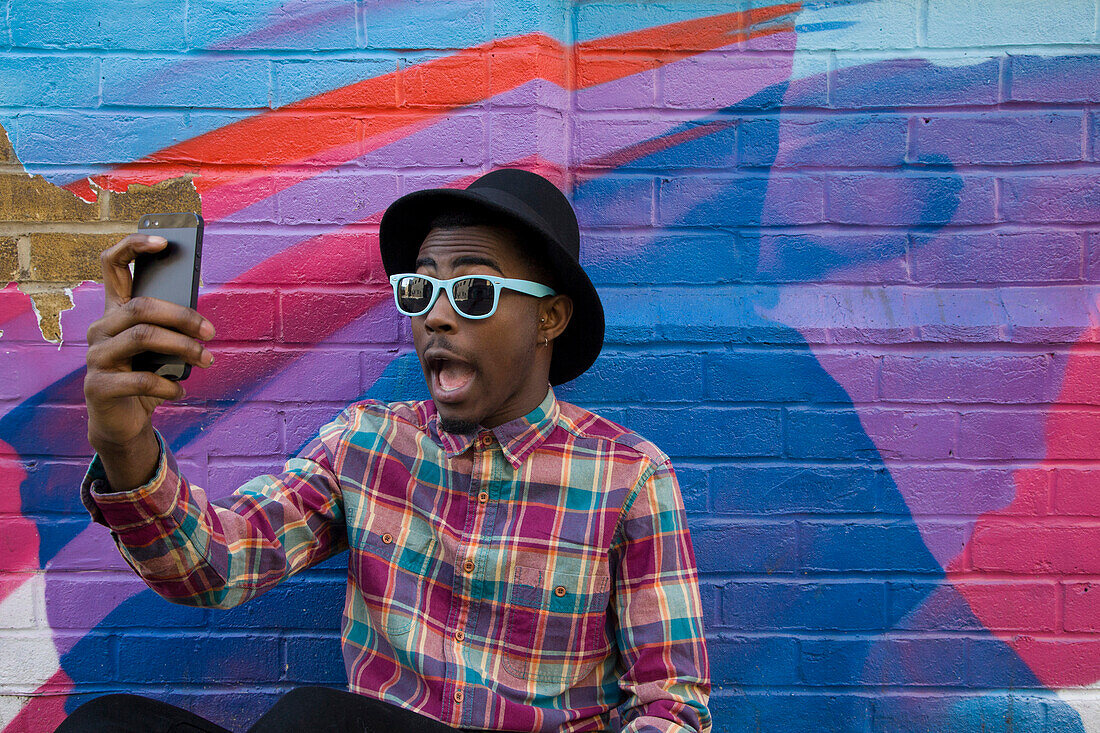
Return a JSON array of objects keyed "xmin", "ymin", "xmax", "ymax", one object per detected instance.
[
  {"xmin": 945, "ymin": 326, "xmax": 1100, "ymax": 688},
  {"xmin": 0, "ymin": 439, "xmax": 36, "ymax": 605}
]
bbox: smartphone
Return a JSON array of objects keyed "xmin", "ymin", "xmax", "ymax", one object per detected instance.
[{"xmin": 131, "ymin": 212, "xmax": 204, "ymax": 381}]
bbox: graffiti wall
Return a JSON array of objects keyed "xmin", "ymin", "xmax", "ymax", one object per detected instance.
[{"xmin": 2, "ymin": 0, "xmax": 1099, "ymax": 729}]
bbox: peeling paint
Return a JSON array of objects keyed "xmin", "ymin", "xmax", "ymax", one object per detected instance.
[{"xmin": 0, "ymin": 124, "xmax": 201, "ymax": 343}]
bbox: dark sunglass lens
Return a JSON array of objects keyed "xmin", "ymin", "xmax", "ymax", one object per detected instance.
[
  {"xmin": 397, "ymin": 276, "xmax": 433, "ymax": 314},
  {"xmin": 453, "ymin": 278, "xmax": 496, "ymax": 316}
]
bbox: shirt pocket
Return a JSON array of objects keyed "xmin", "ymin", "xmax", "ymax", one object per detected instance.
[
  {"xmin": 501, "ymin": 563, "xmax": 612, "ymax": 685},
  {"xmin": 361, "ymin": 526, "xmax": 437, "ymax": 636}
]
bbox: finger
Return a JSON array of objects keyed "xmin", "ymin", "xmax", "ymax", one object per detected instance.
[
  {"xmin": 100, "ymin": 235, "xmax": 168, "ymax": 308},
  {"xmin": 88, "ymin": 322, "xmax": 213, "ymax": 371},
  {"xmin": 85, "ymin": 369, "xmax": 185, "ymax": 403},
  {"xmin": 92, "ymin": 296, "xmax": 215, "ymax": 342}
]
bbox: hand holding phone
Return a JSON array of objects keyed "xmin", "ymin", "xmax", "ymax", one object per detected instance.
[
  {"xmin": 84, "ymin": 218, "xmax": 214, "ymax": 490},
  {"xmin": 131, "ymin": 212, "xmax": 205, "ymax": 380}
]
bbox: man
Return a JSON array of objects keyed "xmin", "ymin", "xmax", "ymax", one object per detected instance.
[{"xmin": 65, "ymin": 170, "xmax": 711, "ymax": 732}]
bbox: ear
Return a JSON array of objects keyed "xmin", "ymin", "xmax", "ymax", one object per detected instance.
[{"xmin": 538, "ymin": 295, "xmax": 573, "ymax": 343}]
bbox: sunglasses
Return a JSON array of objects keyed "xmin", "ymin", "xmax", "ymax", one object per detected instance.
[{"xmin": 389, "ymin": 273, "xmax": 556, "ymax": 319}]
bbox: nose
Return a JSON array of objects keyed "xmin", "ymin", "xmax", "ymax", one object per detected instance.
[{"xmin": 422, "ymin": 289, "xmax": 459, "ymax": 333}]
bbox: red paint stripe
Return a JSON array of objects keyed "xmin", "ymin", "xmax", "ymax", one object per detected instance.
[{"xmin": 63, "ymin": 5, "xmax": 799, "ymax": 218}]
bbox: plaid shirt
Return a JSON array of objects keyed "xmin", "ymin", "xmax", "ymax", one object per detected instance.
[{"xmin": 82, "ymin": 389, "xmax": 711, "ymax": 732}]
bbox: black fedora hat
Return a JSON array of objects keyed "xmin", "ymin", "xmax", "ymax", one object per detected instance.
[{"xmin": 379, "ymin": 169, "xmax": 604, "ymax": 386}]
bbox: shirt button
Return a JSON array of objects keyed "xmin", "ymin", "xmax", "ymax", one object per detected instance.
[
  {"xmin": 454, "ymin": 630, "xmax": 464, "ymax": 642},
  {"xmin": 381, "ymin": 533, "xmax": 393, "ymax": 544},
  {"xmin": 554, "ymin": 585, "xmax": 567, "ymax": 597},
  {"xmin": 477, "ymin": 491, "xmax": 489, "ymax": 504},
  {"xmin": 463, "ymin": 559, "xmax": 475, "ymax": 574},
  {"xmin": 454, "ymin": 689, "xmax": 464, "ymax": 704}
]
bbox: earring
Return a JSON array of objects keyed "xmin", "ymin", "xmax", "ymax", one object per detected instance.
[{"xmin": 543, "ymin": 336, "xmax": 549, "ymax": 347}]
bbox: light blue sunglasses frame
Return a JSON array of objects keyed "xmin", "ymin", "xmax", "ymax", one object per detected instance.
[{"xmin": 389, "ymin": 273, "xmax": 556, "ymax": 319}]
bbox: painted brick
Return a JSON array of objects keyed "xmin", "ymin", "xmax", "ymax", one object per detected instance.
[
  {"xmin": 46, "ymin": 575, "xmax": 207, "ymax": 629},
  {"xmin": 957, "ymin": 409, "xmax": 1045, "ymax": 460},
  {"xmin": 284, "ymin": 634, "xmax": 345, "ymax": 684},
  {"xmin": 622, "ymin": 406, "xmax": 782, "ymax": 458},
  {"xmin": 800, "ymin": 521, "xmax": 948, "ymax": 572},
  {"xmin": 705, "ymin": 351, "xmax": 875, "ymax": 403},
  {"xmin": 274, "ymin": 172, "xmax": 399, "ymax": 226},
  {"xmin": 710, "ymin": 465, "xmax": 882, "ymax": 515},
  {"xmin": 284, "ymin": 405, "xmax": 348, "ymax": 454},
  {"xmin": 914, "ymin": 112, "xmax": 1084, "ymax": 165},
  {"xmin": 199, "ymin": 290, "xmax": 277, "ymax": 343},
  {"xmin": 691, "ymin": 521, "xmax": 798, "ymax": 574},
  {"xmin": 573, "ymin": 175, "xmax": 655, "ymax": 228},
  {"xmin": 572, "ymin": 117, "xmax": 737, "ymax": 170},
  {"xmin": 873, "ymin": 694, "xmax": 1045, "ymax": 733},
  {"xmin": 488, "ymin": 109, "xmax": 563, "ymax": 168},
  {"xmin": 663, "ymin": 51, "xmax": 827, "ymax": 110},
  {"xmin": 827, "ymin": 174, "xmax": 996, "ymax": 226},
  {"xmin": 719, "ymin": 581, "xmax": 886, "ymax": 631},
  {"xmin": 401, "ymin": 51, "xmax": 490, "ymax": 107},
  {"xmin": 564, "ymin": 353, "xmax": 703, "ymax": 403},
  {"xmin": 1064, "ymin": 582, "xmax": 1100, "ymax": 632},
  {"xmin": 708, "ymin": 636, "xmax": 800, "ymax": 685},
  {"xmin": 1053, "ymin": 469, "xmax": 1100, "ymax": 515},
  {"xmin": 202, "ymin": 227, "xmax": 378, "ymax": 286},
  {"xmin": 13, "ymin": 111, "xmax": 242, "ymax": 165},
  {"xmin": 911, "ymin": 232, "xmax": 1083, "ymax": 284},
  {"xmin": 101, "ymin": 58, "xmax": 269, "ymax": 109},
  {"xmin": 880, "ymin": 353, "xmax": 1054, "ymax": 403},
  {"xmin": 673, "ymin": 465, "xmax": 708, "ymax": 514},
  {"xmin": 1001, "ymin": 174, "xmax": 1100, "ymax": 224},
  {"xmin": 579, "ymin": 232, "xmax": 743, "ymax": 285},
  {"xmin": 745, "ymin": 232, "xmax": 910, "ymax": 285},
  {"xmin": 365, "ymin": 1, "xmax": 489, "ymax": 49},
  {"xmin": 10, "ymin": 0, "xmax": 186, "ymax": 50},
  {"xmin": 574, "ymin": 56, "xmax": 657, "ymax": 111},
  {"xmin": 1001, "ymin": 286, "xmax": 1097, "ymax": 343},
  {"xmin": 891, "ymin": 581, "xmax": 1058, "ymax": 632},
  {"xmin": 713, "ymin": 692, "xmax": 872, "ymax": 733},
  {"xmin": 832, "ymin": 55, "xmax": 999, "ymax": 108},
  {"xmin": 802, "ymin": 638, "xmax": 967, "ymax": 686},
  {"xmin": 887, "ymin": 466, "xmax": 1046, "ymax": 517},
  {"xmin": 658, "ymin": 175, "xmax": 824, "ymax": 226},
  {"xmin": 741, "ymin": 115, "xmax": 908, "ymax": 168},
  {"xmin": 926, "ymin": 0, "xmax": 1094, "ymax": 47},
  {"xmin": 0, "ymin": 57, "xmax": 99, "ymax": 106},
  {"xmin": 278, "ymin": 290, "xmax": 394, "ymax": 344},
  {"xmin": 188, "ymin": 0, "xmax": 359, "ymax": 50},
  {"xmin": 969, "ymin": 521, "xmax": 1100, "ymax": 574},
  {"xmin": 118, "ymin": 635, "xmax": 280, "ymax": 683},
  {"xmin": 787, "ymin": 408, "xmax": 956, "ymax": 461},
  {"xmin": 1009, "ymin": 54, "xmax": 1100, "ymax": 103},
  {"xmin": 274, "ymin": 59, "xmax": 398, "ymax": 108},
  {"xmin": 216, "ymin": 576, "xmax": 344, "ymax": 631}
]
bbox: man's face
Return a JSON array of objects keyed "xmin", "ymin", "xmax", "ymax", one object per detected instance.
[{"xmin": 411, "ymin": 224, "xmax": 550, "ymax": 433}]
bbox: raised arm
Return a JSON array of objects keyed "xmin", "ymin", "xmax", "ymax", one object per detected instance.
[
  {"xmin": 611, "ymin": 460, "xmax": 712, "ymax": 733},
  {"xmin": 83, "ymin": 234, "xmax": 216, "ymax": 491}
]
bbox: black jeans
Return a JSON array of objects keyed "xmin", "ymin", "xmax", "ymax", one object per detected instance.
[{"xmin": 55, "ymin": 687, "xmax": 485, "ymax": 733}]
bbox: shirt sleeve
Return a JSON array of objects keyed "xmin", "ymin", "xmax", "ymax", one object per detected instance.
[
  {"xmin": 79, "ymin": 409, "xmax": 353, "ymax": 609},
  {"xmin": 611, "ymin": 458, "xmax": 712, "ymax": 733}
]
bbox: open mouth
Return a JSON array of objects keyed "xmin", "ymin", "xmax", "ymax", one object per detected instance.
[{"xmin": 428, "ymin": 355, "xmax": 476, "ymax": 402}]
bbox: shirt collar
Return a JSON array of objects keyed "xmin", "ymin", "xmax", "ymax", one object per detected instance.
[{"xmin": 433, "ymin": 388, "xmax": 560, "ymax": 469}]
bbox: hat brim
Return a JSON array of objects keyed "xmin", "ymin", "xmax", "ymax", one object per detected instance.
[{"xmin": 379, "ymin": 187, "xmax": 604, "ymax": 386}]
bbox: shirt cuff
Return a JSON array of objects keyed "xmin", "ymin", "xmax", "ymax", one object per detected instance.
[{"xmin": 80, "ymin": 431, "xmax": 182, "ymax": 531}]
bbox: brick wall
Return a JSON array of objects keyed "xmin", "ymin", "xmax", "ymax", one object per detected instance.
[{"xmin": 1, "ymin": 1, "xmax": 1099, "ymax": 731}]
